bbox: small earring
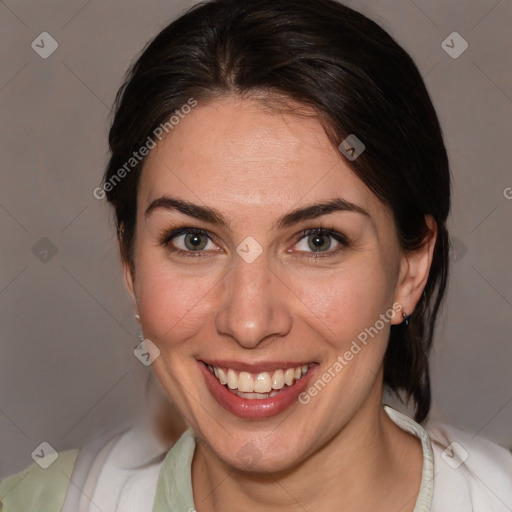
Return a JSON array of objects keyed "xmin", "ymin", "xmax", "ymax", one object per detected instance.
[
  {"xmin": 402, "ymin": 312, "xmax": 410, "ymax": 326},
  {"xmin": 134, "ymin": 313, "xmax": 140, "ymax": 321},
  {"xmin": 138, "ymin": 325, "xmax": 145, "ymax": 343}
]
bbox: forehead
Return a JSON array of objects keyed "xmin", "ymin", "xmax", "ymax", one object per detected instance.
[{"xmin": 139, "ymin": 97, "xmax": 388, "ymax": 224}]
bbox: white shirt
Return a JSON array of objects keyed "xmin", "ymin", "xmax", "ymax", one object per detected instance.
[{"xmin": 62, "ymin": 405, "xmax": 512, "ymax": 512}]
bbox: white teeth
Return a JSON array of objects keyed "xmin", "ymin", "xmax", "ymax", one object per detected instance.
[
  {"xmin": 218, "ymin": 368, "xmax": 227, "ymax": 385},
  {"xmin": 271, "ymin": 369, "xmax": 285, "ymax": 389},
  {"xmin": 208, "ymin": 363, "xmax": 310, "ymax": 396},
  {"xmin": 284, "ymin": 368, "xmax": 295, "ymax": 386},
  {"xmin": 238, "ymin": 371, "xmax": 253, "ymax": 392},
  {"xmin": 227, "ymin": 369, "xmax": 238, "ymax": 390},
  {"xmin": 253, "ymin": 372, "xmax": 272, "ymax": 393},
  {"xmin": 236, "ymin": 391, "xmax": 269, "ymax": 399}
]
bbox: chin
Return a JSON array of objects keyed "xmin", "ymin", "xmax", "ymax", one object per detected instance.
[{"xmin": 206, "ymin": 432, "xmax": 309, "ymax": 474}]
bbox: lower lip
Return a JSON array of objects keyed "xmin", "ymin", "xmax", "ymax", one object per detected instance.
[{"xmin": 198, "ymin": 362, "xmax": 317, "ymax": 420}]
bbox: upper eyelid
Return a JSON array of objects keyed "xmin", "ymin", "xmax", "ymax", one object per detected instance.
[{"xmin": 159, "ymin": 226, "xmax": 214, "ymax": 243}]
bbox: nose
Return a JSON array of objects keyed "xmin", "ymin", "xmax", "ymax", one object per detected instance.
[{"xmin": 215, "ymin": 254, "xmax": 293, "ymax": 349}]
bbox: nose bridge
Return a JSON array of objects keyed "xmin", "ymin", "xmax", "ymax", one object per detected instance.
[{"xmin": 215, "ymin": 253, "xmax": 292, "ymax": 348}]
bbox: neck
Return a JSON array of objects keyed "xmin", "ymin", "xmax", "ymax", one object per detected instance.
[{"xmin": 191, "ymin": 385, "xmax": 423, "ymax": 512}]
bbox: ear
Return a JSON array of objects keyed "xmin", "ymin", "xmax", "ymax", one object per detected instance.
[
  {"xmin": 391, "ymin": 216, "xmax": 437, "ymax": 325},
  {"xmin": 123, "ymin": 259, "xmax": 135, "ymax": 301},
  {"xmin": 123, "ymin": 260, "xmax": 140, "ymax": 322}
]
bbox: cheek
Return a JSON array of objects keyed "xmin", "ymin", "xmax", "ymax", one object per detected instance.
[
  {"xmin": 135, "ymin": 253, "xmax": 220, "ymax": 347},
  {"xmin": 292, "ymin": 259, "xmax": 395, "ymax": 350}
]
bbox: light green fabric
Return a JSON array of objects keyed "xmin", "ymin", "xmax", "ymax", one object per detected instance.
[
  {"xmin": 0, "ymin": 449, "xmax": 79, "ymax": 512},
  {"xmin": 152, "ymin": 428, "xmax": 196, "ymax": 512}
]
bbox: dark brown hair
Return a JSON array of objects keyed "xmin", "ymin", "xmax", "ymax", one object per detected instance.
[{"xmin": 103, "ymin": 0, "xmax": 451, "ymax": 423}]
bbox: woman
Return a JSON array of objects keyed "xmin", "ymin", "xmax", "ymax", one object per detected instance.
[{"xmin": 1, "ymin": 0, "xmax": 511, "ymax": 510}]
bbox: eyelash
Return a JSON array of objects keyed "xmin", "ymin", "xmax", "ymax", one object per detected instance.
[{"xmin": 158, "ymin": 226, "xmax": 350, "ymax": 259}]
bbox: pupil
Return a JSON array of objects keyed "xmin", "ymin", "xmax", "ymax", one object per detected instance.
[
  {"xmin": 309, "ymin": 234, "xmax": 330, "ymax": 251},
  {"xmin": 185, "ymin": 233, "xmax": 207, "ymax": 250}
]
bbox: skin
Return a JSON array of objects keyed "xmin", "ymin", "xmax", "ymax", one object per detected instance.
[
  {"xmin": 145, "ymin": 372, "xmax": 188, "ymax": 446},
  {"xmin": 123, "ymin": 97, "xmax": 437, "ymax": 511}
]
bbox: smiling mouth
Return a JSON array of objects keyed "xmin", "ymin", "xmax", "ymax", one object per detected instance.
[{"xmin": 205, "ymin": 363, "xmax": 311, "ymax": 399}]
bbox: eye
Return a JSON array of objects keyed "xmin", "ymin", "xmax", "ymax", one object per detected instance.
[
  {"xmin": 293, "ymin": 228, "xmax": 348, "ymax": 255},
  {"xmin": 159, "ymin": 227, "xmax": 220, "ymax": 256}
]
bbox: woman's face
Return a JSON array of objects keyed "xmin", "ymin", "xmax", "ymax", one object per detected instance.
[{"xmin": 125, "ymin": 97, "xmax": 423, "ymax": 472}]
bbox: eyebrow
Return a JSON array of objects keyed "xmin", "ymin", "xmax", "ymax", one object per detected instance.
[{"xmin": 144, "ymin": 196, "xmax": 370, "ymax": 229}]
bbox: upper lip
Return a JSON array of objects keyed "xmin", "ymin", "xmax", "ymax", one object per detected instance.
[{"xmin": 200, "ymin": 359, "xmax": 315, "ymax": 373}]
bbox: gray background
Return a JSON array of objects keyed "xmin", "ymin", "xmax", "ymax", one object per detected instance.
[{"xmin": 1, "ymin": 0, "xmax": 511, "ymax": 477}]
